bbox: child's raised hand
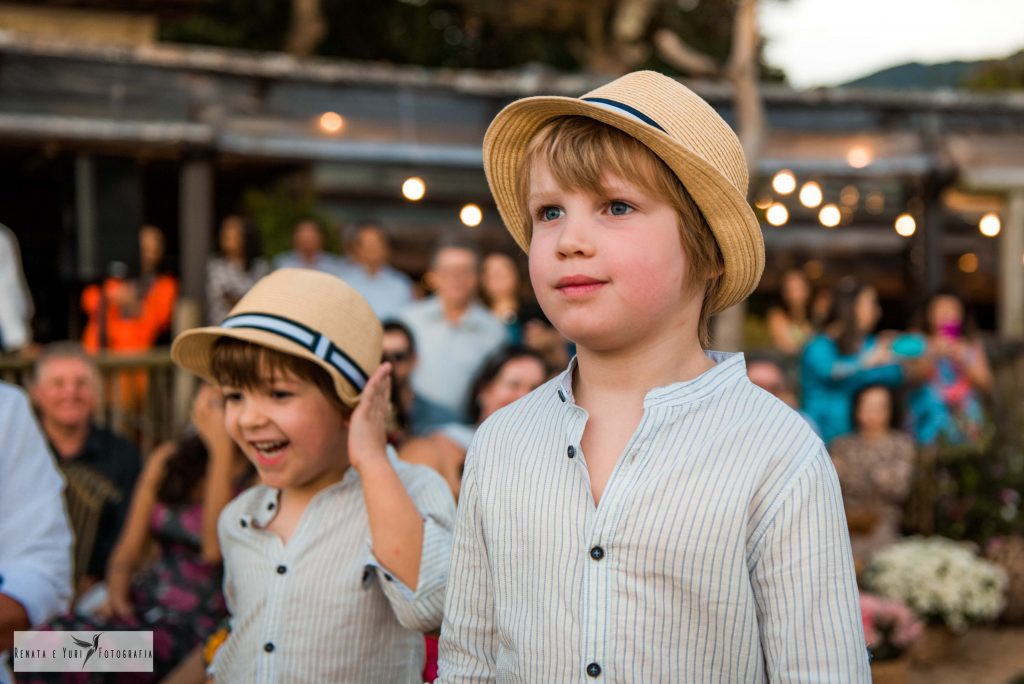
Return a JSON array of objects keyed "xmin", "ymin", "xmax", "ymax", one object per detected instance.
[
  {"xmin": 347, "ymin": 363, "xmax": 392, "ymax": 472},
  {"xmin": 191, "ymin": 384, "xmax": 234, "ymax": 457}
]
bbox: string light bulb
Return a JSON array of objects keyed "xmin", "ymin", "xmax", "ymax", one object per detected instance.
[
  {"xmin": 401, "ymin": 176, "xmax": 426, "ymax": 201},
  {"xmin": 772, "ymin": 170, "xmax": 796, "ymax": 195},
  {"xmin": 894, "ymin": 213, "xmax": 916, "ymax": 237}
]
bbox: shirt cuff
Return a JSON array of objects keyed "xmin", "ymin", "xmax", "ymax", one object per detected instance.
[
  {"xmin": 0, "ymin": 565, "xmax": 68, "ymax": 627},
  {"xmin": 363, "ymin": 543, "xmax": 417, "ymax": 602}
]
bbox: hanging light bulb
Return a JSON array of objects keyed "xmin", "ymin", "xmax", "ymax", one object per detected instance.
[
  {"xmin": 958, "ymin": 252, "xmax": 978, "ymax": 273},
  {"xmin": 894, "ymin": 213, "xmax": 916, "ymax": 237},
  {"xmin": 402, "ymin": 176, "xmax": 426, "ymax": 201},
  {"xmin": 460, "ymin": 203, "xmax": 483, "ymax": 227},
  {"xmin": 799, "ymin": 181, "xmax": 823, "ymax": 208},
  {"xmin": 318, "ymin": 112, "xmax": 344, "ymax": 134},
  {"xmin": 979, "ymin": 212, "xmax": 1001, "ymax": 237},
  {"xmin": 766, "ymin": 203, "xmax": 789, "ymax": 226},
  {"xmin": 772, "ymin": 170, "xmax": 796, "ymax": 195},
  {"xmin": 818, "ymin": 204, "xmax": 841, "ymax": 228}
]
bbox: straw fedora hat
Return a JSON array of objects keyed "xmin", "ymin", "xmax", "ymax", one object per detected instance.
[
  {"xmin": 171, "ymin": 269, "xmax": 381, "ymax": 407},
  {"xmin": 482, "ymin": 70, "xmax": 764, "ymax": 314}
]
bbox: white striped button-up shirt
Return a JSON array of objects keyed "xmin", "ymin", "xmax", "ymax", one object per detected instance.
[
  {"xmin": 438, "ymin": 352, "xmax": 870, "ymax": 683},
  {"xmin": 213, "ymin": 454, "xmax": 455, "ymax": 683}
]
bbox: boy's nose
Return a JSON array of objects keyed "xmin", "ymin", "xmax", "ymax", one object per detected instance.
[
  {"xmin": 238, "ymin": 399, "xmax": 270, "ymax": 429},
  {"xmin": 555, "ymin": 215, "xmax": 596, "ymax": 258}
]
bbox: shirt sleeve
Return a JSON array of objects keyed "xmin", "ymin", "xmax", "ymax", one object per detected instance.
[
  {"xmin": 0, "ymin": 231, "xmax": 31, "ymax": 351},
  {"xmin": 803, "ymin": 336, "xmax": 903, "ymax": 387},
  {"xmin": 748, "ymin": 446, "xmax": 871, "ymax": 683},
  {"xmin": 0, "ymin": 387, "xmax": 73, "ymax": 626},
  {"xmin": 437, "ymin": 448, "xmax": 498, "ymax": 682},
  {"xmin": 364, "ymin": 465, "xmax": 455, "ymax": 633}
]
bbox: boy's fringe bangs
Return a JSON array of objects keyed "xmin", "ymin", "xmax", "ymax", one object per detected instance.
[{"xmin": 209, "ymin": 338, "xmax": 349, "ymax": 415}]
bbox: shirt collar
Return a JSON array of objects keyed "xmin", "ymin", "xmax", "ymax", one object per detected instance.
[{"xmin": 554, "ymin": 351, "xmax": 748, "ymax": 408}]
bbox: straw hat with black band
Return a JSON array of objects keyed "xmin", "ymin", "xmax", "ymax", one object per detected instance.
[
  {"xmin": 171, "ymin": 269, "xmax": 381, "ymax": 408},
  {"xmin": 482, "ymin": 70, "xmax": 765, "ymax": 315}
]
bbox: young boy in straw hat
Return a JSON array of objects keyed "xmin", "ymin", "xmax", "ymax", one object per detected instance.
[
  {"xmin": 171, "ymin": 268, "xmax": 455, "ymax": 682},
  {"xmin": 438, "ymin": 71, "xmax": 869, "ymax": 681}
]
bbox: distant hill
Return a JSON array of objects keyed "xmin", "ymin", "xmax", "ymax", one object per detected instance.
[{"xmin": 839, "ymin": 50, "xmax": 1024, "ymax": 91}]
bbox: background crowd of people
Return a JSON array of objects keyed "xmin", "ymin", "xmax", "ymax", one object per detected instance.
[{"xmin": 0, "ymin": 211, "xmax": 999, "ymax": 680}]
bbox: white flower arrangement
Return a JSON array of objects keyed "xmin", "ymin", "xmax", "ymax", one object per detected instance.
[{"xmin": 864, "ymin": 536, "xmax": 1008, "ymax": 632}]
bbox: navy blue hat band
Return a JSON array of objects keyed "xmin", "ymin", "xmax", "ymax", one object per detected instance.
[
  {"xmin": 581, "ymin": 97, "xmax": 667, "ymax": 133},
  {"xmin": 220, "ymin": 312, "xmax": 369, "ymax": 392}
]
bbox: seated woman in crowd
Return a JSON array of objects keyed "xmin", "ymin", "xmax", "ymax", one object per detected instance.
[
  {"xmin": 830, "ymin": 384, "xmax": 916, "ymax": 573},
  {"xmin": 766, "ymin": 267, "xmax": 814, "ymax": 360},
  {"xmin": 908, "ymin": 288, "xmax": 992, "ymax": 446},
  {"xmin": 205, "ymin": 215, "xmax": 270, "ymax": 325},
  {"xmin": 399, "ymin": 345, "xmax": 548, "ymax": 499},
  {"xmin": 26, "ymin": 385, "xmax": 253, "ymax": 682},
  {"xmin": 800, "ymin": 279, "xmax": 909, "ymax": 443},
  {"xmin": 480, "ymin": 251, "xmax": 530, "ymax": 344}
]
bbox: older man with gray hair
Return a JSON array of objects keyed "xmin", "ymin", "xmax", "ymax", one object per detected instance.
[{"xmin": 30, "ymin": 343, "xmax": 141, "ymax": 597}]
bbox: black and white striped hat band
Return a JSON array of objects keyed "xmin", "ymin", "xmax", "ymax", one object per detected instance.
[{"xmin": 220, "ymin": 312, "xmax": 369, "ymax": 392}]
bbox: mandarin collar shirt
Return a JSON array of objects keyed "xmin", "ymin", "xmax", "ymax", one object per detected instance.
[
  {"xmin": 438, "ymin": 351, "xmax": 870, "ymax": 683},
  {"xmin": 213, "ymin": 454, "xmax": 455, "ymax": 683}
]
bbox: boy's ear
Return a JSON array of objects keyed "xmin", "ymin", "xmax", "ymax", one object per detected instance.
[{"xmin": 423, "ymin": 271, "xmax": 438, "ymax": 292}]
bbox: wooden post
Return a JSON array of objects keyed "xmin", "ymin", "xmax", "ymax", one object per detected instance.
[
  {"xmin": 1000, "ymin": 189, "xmax": 1024, "ymax": 340},
  {"xmin": 178, "ymin": 153, "xmax": 214, "ymax": 312}
]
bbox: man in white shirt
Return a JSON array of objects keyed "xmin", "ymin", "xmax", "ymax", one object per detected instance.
[
  {"xmin": 271, "ymin": 218, "xmax": 343, "ymax": 275},
  {"xmin": 0, "ymin": 382, "xmax": 73, "ymax": 684},
  {"xmin": 399, "ymin": 238, "xmax": 506, "ymax": 428},
  {"xmin": 337, "ymin": 221, "xmax": 414, "ymax": 321}
]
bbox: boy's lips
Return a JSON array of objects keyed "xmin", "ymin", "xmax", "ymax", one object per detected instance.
[
  {"xmin": 555, "ymin": 275, "xmax": 606, "ymax": 297},
  {"xmin": 249, "ymin": 439, "xmax": 290, "ymax": 467}
]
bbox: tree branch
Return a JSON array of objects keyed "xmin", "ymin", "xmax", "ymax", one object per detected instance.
[{"xmin": 653, "ymin": 28, "xmax": 721, "ymax": 78}]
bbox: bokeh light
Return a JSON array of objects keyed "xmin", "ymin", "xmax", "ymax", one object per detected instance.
[
  {"xmin": 818, "ymin": 203, "xmax": 841, "ymax": 228},
  {"xmin": 894, "ymin": 213, "xmax": 916, "ymax": 237},
  {"xmin": 402, "ymin": 176, "xmax": 426, "ymax": 201},
  {"xmin": 772, "ymin": 170, "xmax": 796, "ymax": 195},
  {"xmin": 766, "ymin": 203, "xmax": 789, "ymax": 226},
  {"xmin": 460, "ymin": 203, "xmax": 483, "ymax": 227}
]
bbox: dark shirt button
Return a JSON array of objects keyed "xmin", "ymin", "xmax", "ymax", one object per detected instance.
[
  {"xmin": 276, "ymin": 565, "xmax": 287, "ymax": 575},
  {"xmin": 586, "ymin": 662, "xmax": 601, "ymax": 677},
  {"xmin": 267, "ymin": 502, "xmax": 275, "ymax": 510},
  {"xmin": 557, "ymin": 389, "xmax": 566, "ymax": 402},
  {"xmin": 239, "ymin": 519, "xmax": 247, "ymax": 528},
  {"xmin": 263, "ymin": 642, "xmax": 274, "ymax": 653},
  {"xmin": 567, "ymin": 445, "xmax": 576, "ymax": 459},
  {"xmin": 590, "ymin": 546, "xmax": 605, "ymax": 561},
  {"xmin": 383, "ymin": 573, "xmax": 393, "ymax": 582}
]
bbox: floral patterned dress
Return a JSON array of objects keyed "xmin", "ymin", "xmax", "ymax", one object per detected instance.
[
  {"xmin": 26, "ymin": 499, "xmax": 228, "ymax": 683},
  {"xmin": 829, "ymin": 431, "xmax": 917, "ymax": 570}
]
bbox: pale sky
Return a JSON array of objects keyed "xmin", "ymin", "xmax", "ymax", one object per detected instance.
[{"xmin": 759, "ymin": 0, "xmax": 1024, "ymax": 89}]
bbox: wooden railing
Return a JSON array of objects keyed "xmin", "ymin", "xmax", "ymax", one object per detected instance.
[{"xmin": 0, "ymin": 349, "xmax": 195, "ymax": 457}]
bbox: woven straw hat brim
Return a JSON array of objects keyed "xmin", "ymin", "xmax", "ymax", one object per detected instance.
[
  {"xmin": 171, "ymin": 326, "xmax": 363, "ymax": 407},
  {"xmin": 170, "ymin": 268, "xmax": 381, "ymax": 408},
  {"xmin": 483, "ymin": 89, "xmax": 765, "ymax": 314}
]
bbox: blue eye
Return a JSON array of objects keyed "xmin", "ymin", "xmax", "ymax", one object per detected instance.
[
  {"xmin": 539, "ymin": 206, "xmax": 563, "ymax": 222},
  {"xmin": 270, "ymin": 390, "xmax": 293, "ymax": 400},
  {"xmin": 609, "ymin": 200, "xmax": 633, "ymax": 216}
]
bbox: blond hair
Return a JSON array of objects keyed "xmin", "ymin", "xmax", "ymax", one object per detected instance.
[{"xmin": 516, "ymin": 116, "xmax": 724, "ymax": 347}]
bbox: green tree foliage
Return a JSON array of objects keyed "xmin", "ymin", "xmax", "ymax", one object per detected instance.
[
  {"xmin": 966, "ymin": 50, "xmax": 1024, "ymax": 92},
  {"xmin": 158, "ymin": 0, "xmax": 784, "ymax": 79}
]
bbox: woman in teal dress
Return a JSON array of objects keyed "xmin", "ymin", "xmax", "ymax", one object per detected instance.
[{"xmin": 800, "ymin": 280, "xmax": 906, "ymax": 443}]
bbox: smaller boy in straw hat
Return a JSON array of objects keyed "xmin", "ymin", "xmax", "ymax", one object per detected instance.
[
  {"xmin": 438, "ymin": 71, "xmax": 869, "ymax": 681},
  {"xmin": 171, "ymin": 269, "xmax": 455, "ymax": 683}
]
